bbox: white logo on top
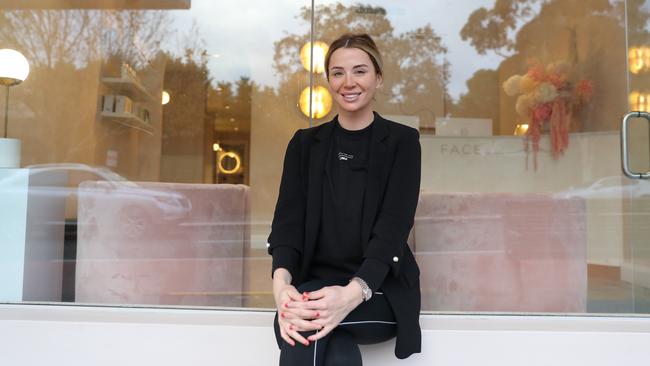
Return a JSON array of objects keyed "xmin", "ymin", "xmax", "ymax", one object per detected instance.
[{"xmin": 338, "ymin": 152, "xmax": 354, "ymax": 160}]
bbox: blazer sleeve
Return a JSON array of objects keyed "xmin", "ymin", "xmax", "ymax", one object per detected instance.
[
  {"xmin": 354, "ymin": 258, "xmax": 389, "ymax": 293},
  {"xmin": 267, "ymin": 129, "xmax": 306, "ymax": 281},
  {"xmin": 363, "ymin": 128, "xmax": 421, "ymax": 280}
]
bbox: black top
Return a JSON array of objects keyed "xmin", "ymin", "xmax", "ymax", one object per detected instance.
[{"xmin": 308, "ymin": 119, "xmax": 371, "ymax": 278}]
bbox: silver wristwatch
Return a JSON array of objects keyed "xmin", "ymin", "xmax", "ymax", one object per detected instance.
[{"xmin": 351, "ymin": 277, "xmax": 372, "ymax": 302}]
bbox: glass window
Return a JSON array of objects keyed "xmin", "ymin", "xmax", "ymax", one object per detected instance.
[
  {"xmin": 0, "ymin": 0, "xmax": 311, "ymax": 309},
  {"xmin": 1, "ymin": 0, "xmax": 649, "ymax": 316},
  {"xmin": 312, "ymin": 0, "xmax": 650, "ymax": 314}
]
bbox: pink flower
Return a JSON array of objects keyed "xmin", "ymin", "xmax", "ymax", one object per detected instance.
[
  {"xmin": 532, "ymin": 103, "xmax": 553, "ymax": 121},
  {"xmin": 509, "ymin": 59, "xmax": 597, "ymax": 170}
]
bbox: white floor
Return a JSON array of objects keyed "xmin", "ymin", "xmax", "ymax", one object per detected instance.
[{"xmin": 1, "ymin": 303, "xmax": 650, "ymax": 365}]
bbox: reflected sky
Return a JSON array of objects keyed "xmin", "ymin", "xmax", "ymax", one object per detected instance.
[{"xmin": 163, "ymin": 0, "xmax": 502, "ymax": 99}]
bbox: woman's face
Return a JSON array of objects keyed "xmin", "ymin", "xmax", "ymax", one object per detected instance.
[{"xmin": 327, "ymin": 47, "xmax": 382, "ymax": 115}]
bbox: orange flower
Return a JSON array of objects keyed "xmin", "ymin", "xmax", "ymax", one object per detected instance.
[{"xmin": 526, "ymin": 62, "xmax": 546, "ymax": 82}]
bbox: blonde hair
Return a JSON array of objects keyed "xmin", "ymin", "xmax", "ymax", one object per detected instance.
[{"xmin": 325, "ymin": 33, "xmax": 383, "ymax": 79}]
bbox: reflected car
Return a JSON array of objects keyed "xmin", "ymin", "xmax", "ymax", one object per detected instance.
[
  {"xmin": 1, "ymin": 163, "xmax": 192, "ymax": 222},
  {"xmin": 554, "ymin": 176, "xmax": 650, "ymax": 200}
]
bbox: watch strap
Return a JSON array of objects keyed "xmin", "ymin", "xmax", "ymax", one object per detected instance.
[{"xmin": 351, "ymin": 276, "xmax": 372, "ymax": 302}]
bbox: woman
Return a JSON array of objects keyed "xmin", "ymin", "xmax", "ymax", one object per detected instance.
[{"xmin": 267, "ymin": 33, "xmax": 421, "ymax": 365}]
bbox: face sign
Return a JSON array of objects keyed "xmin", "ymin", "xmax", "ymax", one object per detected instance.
[{"xmin": 327, "ymin": 47, "xmax": 382, "ymax": 115}]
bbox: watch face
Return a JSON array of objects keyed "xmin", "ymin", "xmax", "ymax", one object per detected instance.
[{"xmin": 363, "ymin": 288, "xmax": 372, "ymax": 300}]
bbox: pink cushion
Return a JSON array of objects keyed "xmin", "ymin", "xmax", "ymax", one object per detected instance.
[
  {"xmin": 413, "ymin": 192, "xmax": 587, "ymax": 312},
  {"xmin": 76, "ymin": 182, "xmax": 249, "ymax": 307}
]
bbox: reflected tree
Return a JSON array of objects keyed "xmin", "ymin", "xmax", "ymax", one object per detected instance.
[
  {"xmin": 451, "ymin": 69, "xmax": 500, "ymax": 135},
  {"xmin": 99, "ymin": 11, "xmax": 170, "ymax": 69},
  {"xmin": 159, "ymin": 48, "xmax": 212, "ymax": 183},
  {"xmin": 0, "ymin": 10, "xmax": 169, "ymax": 68},
  {"xmin": 456, "ymin": 0, "xmax": 650, "ymax": 134},
  {"xmin": 162, "ymin": 48, "xmax": 210, "ymax": 139},
  {"xmin": 0, "ymin": 9, "xmax": 171, "ymax": 166},
  {"xmin": 208, "ymin": 77, "xmax": 254, "ymax": 131},
  {"xmin": 460, "ymin": 0, "xmax": 540, "ymax": 58},
  {"xmin": 273, "ymin": 3, "xmax": 450, "ymax": 125},
  {"xmin": 0, "ymin": 10, "xmax": 96, "ymax": 68}
]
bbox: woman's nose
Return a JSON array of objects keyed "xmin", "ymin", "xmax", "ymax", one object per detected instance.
[{"xmin": 343, "ymin": 74, "xmax": 355, "ymax": 87}]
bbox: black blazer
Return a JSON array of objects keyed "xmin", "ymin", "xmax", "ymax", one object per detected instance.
[{"xmin": 267, "ymin": 111, "xmax": 421, "ymax": 359}]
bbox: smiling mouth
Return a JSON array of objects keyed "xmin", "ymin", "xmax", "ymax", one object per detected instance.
[{"xmin": 342, "ymin": 92, "xmax": 362, "ymax": 102}]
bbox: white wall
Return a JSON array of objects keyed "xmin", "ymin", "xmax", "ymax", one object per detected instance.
[
  {"xmin": 1, "ymin": 304, "xmax": 649, "ymax": 366},
  {"xmin": 0, "ymin": 168, "xmax": 68, "ymax": 302},
  {"xmin": 420, "ymin": 131, "xmax": 621, "ymax": 193},
  {"xmin": 0, "ymin": 169, "xmax": 29, "ymax": 301}
]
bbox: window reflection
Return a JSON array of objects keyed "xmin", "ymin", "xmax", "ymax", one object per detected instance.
[{"xmin": 1, "ymin": 0, "xmax": 650, "ymax": 315}]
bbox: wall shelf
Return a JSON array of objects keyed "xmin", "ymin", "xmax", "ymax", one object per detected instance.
[
  {"xmin": 101, "ymin": 112, "xmax": 153, "ymax": 135},
  {"xmin": 101, "ymin": 77, "xmax": 154, "ymax": 102}
]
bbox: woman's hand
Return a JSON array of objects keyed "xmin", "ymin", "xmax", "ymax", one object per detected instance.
[
  {"xmin": 273, "ymin": 268, "xmax": 321, "ymax": 346},
  {"xmin": 287, "ymin": 282, "xmax": 364, "ymax": 342}
]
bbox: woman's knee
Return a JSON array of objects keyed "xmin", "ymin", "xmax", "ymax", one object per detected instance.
[{"xmin": 323, "ymin": 330, "xmax": 361, "ymax": 366}]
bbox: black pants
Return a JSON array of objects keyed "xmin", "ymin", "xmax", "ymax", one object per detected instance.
[{"xmin": 274, "ymin": 278, "xmax": 397, "ymax": 366}]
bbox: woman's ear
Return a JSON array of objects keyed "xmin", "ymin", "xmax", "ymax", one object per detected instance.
[{"xmin": 376, "ymin": 74, "xmax": 383, "ymax": 88}]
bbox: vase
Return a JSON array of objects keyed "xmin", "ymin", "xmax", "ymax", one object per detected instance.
[{"xmin": 0, "ymin": 138, "xmax": 21, "ymax": 168}]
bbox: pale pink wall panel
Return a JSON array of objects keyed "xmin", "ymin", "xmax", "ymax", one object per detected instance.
[
  {"xmin": 413, "ymin": 192, "xmax": 587, "ymax": 312},
  {"xmin": 76, "ymin": 182, "xmax": 249, "ymax": 307}
]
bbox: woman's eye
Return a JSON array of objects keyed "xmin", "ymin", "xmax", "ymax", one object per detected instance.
[
  {"xmin": 332, "ymin": 72, "xmax": 343, "ymax": 77},
  {"xmin": 354, "ymin": 70, "xmax": 367, "ymax": 75}
]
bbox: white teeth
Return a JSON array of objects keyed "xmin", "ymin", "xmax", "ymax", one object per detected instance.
[{"xmin": 342, "ymin": 93, "xmax": 361, "ymax": 102}]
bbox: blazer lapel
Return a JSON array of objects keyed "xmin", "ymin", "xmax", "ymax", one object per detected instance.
[{"xmin": 361, "ymin": 114, "xmax": 389, "ymax": 250}]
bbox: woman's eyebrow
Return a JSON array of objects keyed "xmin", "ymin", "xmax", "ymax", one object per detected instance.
[{"xmin": 329, "ymin": 64, "xmax": 369, "ymax": 70}]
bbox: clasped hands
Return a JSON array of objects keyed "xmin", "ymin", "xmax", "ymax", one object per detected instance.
[{"xmin": 273, "ymin": 270, "xmax": 364, "ymax": 347}]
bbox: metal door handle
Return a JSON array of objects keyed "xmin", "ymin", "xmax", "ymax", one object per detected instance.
[{"xmin": 621, "ymin": 111, "xmax": 650, "ymax": 179}]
